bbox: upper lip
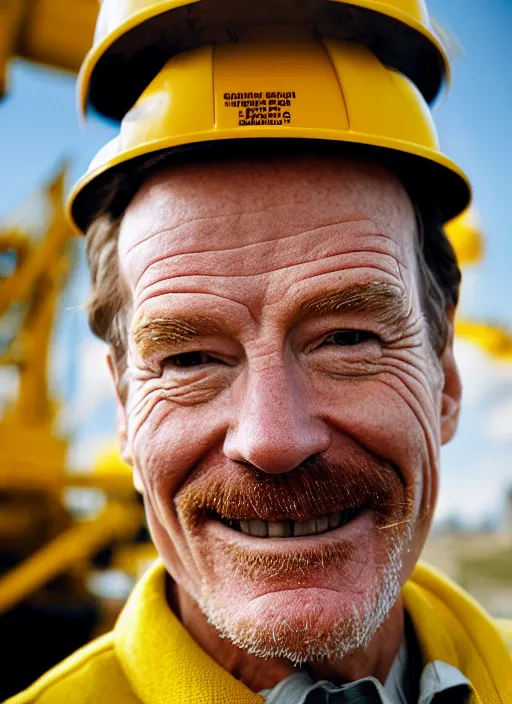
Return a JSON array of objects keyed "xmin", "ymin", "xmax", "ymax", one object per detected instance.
[{"xmin": 176, "ymin": 457, "xmax": 406, "ymax": 530}]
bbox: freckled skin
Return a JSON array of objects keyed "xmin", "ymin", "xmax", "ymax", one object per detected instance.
[{"xmin": 112, "ymin": 155, "xmax": 461, "ymax": 692}]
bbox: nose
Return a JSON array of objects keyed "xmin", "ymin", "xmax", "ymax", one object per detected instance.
[{"xmin": 224, "ymin": 364, "xmax": 331, "ymax": 474}]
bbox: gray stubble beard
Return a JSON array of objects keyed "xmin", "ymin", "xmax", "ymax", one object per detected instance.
[{"xmin": 198, "ymin": 529, "xmax": 410, "ymax": 666}]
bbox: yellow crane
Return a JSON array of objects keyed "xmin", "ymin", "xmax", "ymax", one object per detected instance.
[
  {"xmin": 0, "ymin": 165, "xmax": 147, "ymax": 697},
  {"xmin": 0, "ymin": 166, "xmax": 71, "ymax": 490},
  {"xmin": 444, "ymin": 208, "xmax": 512, "ymax": 362},
  {"xmin": 455, "ymin": 320, "xmax": 512, "ymax": 363},
  {"xmin": 445, "ymin": 206, "xmax": 484, "ymax": 268},
  {"xmin": 0, "ymin": 0, "xmax": 97, "ymax": 97},
  {"xmin": 0, "ymin": 167, "xmax": 143, "ymax": 616}
]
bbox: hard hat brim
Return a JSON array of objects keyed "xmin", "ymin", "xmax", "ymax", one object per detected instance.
[
  {"xmin": 68, "ymin": 132, "xmax": 470, "ymax": 234},
  {"xmin": 79, "ymin": 0, "xmax": 449, "ymax": 120}
]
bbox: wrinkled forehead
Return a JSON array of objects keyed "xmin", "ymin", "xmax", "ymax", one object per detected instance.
[{"xmin": 118, "ymin": 154, "xmax": 418, "ymax": 267}]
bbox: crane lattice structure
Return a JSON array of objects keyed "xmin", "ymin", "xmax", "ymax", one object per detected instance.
[
  {"xmin": 0, "ymin": 169, "xmax": 143, "ymax": 619},
  {"xmin": 0, "ymin": 167, "xmax": 71, "ymax": 490}
]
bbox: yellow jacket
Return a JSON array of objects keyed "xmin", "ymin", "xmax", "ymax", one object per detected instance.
[{"xmin": 5, "ymin": 561, "xmax": 512, "ymax": 704}]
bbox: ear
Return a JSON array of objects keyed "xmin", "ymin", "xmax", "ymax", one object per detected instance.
[
  {"xmin": 440, "ymin": 307, "xmax": 462, "ymax": 445},
  {"xmin": 106, "ymin": 351, "xmax": 144, "ymax": 493}
]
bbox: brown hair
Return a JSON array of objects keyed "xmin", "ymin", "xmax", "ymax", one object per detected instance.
[{"xmin": 86, "ymin": 214, "xmax": 129, "ymax": 375}]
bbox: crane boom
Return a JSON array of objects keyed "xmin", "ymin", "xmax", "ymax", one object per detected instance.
[{"xmin": 0, "ymin": 0, "xmax": 97, "ymax": 97}]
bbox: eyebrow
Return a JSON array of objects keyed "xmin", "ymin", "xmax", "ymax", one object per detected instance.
[
  {"xmin": 300, "ymin": 282, "xmax": 410, "ymax": 327},
  {"xmin": 133, "ymin": 282, "xmax": 410, "ymax": 358},
  {"xmin": 133, "ymin": 317, "xmax": 221, "ymax": 358}
]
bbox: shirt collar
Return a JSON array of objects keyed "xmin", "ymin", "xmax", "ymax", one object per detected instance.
[
  {"xmin": 261, "ymin": 633, "xmax": 472, "ymax": 704},
  {"xmin": 260, "ymin": 662, "xmax": 471, "ymax": 704}
]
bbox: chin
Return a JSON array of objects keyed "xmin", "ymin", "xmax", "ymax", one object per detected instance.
[
  {"xmin": 197, "ymin": 529, "xmax": 407, "ymax": 665},
  {"xmin": 171, "ymin": 457, "xmax": 415, "ymax": 663}
]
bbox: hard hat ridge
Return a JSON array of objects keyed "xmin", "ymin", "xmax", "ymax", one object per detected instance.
[
  {"xmin": 79, "ymin": 0, "xmax": 450, "ymax": 121},
  {"xmin": 68, "ymin": 34, "xmax": 471, "ymax": 233}
]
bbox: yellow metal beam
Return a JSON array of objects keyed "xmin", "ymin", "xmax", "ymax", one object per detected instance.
[
  {"xmin": 445, "ymin": 208, "xmax": 485, "ymax": 268},
  {"xmin": 456, "ymin": 320, "xmax": 512, "ymax": 362},
  {"xmin": 0, "ymin": 167, "xmax": 72, "ymax": 318},
  {"xmin": 0, "ymin": 501, "xmax": 143, "ymax": 615},
  {"xmin": 0, "ymin": 464, "xmax": 136, "ymax": 494},
  {"xmin": 19, "ymin": 0, "xmax": 97, "ymax": 75},
  {"xmin": 0, "ymin": 0, "xmax": 28, "ymax": 95},
  {"xmin": 0, "ymin": 166, "xmax": 73, "ymax": 486},
  {"xmin": 0, "ymin": 0, "xmax": 97, "ymax": 99}
]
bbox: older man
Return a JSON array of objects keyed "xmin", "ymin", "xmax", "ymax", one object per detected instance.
[{"xmin": 7, "ymin": 11, "xmax": 512, "ymax": 704}]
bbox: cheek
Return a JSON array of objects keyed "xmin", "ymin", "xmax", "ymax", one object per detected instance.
[
  {"xmin": 126, "ymin": 369, "xmax": 230, "ymax": 440},
  {"xmin": 313, "ymin": 350, "xmax": 443, "ymax": 516},
  {"xmin": 126, "ymin": 378, "xmax": 230, "ymax": 517},
  {"xmin": 125, "ymin": 387, "xmax": 230, "ymax": 596}
]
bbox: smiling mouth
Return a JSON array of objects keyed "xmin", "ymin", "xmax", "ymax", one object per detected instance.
[{"xmin": 215, "ymin": 507, "xmax": 362, "ymax": 538}]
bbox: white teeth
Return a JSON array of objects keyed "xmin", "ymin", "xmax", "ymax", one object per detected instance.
[
  {"xmin": 294, "ymin": 519, "xmax": 317, "ymax": 537},
  {"xmin": 268, "ymin": 521, "xmax": 292, "ymax": 538},
  {"xmin": 233, "ymin": 510, "xmax": 356, "ymax": 537},
  {"xmin": 316, "ymin": 516, "xmax": 329, "ymax": 534},
  {"xmin": 328, "ymin": 511, "xmax": 341, "ymax": 529},
  {"xmin": 240, "ymin": 520, "xmax": 250, "ymax": 535},
  {"xmin": 248, "ymin": 519, "xmax": 268, "ymax": 538}
]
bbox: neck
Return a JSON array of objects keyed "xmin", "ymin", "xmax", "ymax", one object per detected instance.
[{"xmin": 168, "ymin": 578, "xmax": 404, "ymax": 693}]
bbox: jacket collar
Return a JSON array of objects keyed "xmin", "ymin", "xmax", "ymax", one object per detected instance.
[
  {"xmin": 113, "ymin": 561, "xmax": 511, "ymax": 704},
  {"xmin": 114, "ymin": 560, "xmax": 263, "ymax": 704},
  {"xmin": 403, "ymin": 563, "xmax": 512, "ymax": 704}
]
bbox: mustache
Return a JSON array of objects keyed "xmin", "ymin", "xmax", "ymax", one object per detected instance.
[{"xmin": 175, "ymin": 454, "xmax": 410, "ymax": 528}]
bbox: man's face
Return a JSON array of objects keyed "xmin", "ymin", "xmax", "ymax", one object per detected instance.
[{"xmin": 115, "ymin": 155, "xmax": 458, "ymax": 662}]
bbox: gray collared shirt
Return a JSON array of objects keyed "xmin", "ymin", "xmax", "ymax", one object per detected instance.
[{"xmin": 260, "ymin": 641, "xmax": 471, "ymax": 704}]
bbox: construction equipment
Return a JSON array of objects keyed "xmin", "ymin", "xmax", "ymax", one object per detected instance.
[
  {"xmin": 0, "ymin": 167, "xmax": 88, "ymax": 697},
  {"xmin": 0, "ymin": 166, "xmax": 72, "ymax": 492},
  {"xmin": 69, "ymin": 33, "xmax": 470, "ymax": 233},
  {"xmin": 80, "ymin": 0, "xmax": 448, "ymax": 120},
  {"xmin": 0, "ymin": 0, "xmax": 25, "ymax": 96},
  {"xmin": 0, "ymin": 168, "xmax": 148, "ymax": 698},
  {"xmin": 444, "ymin": 209, "xmax": 512, "ymax": 363},
  {"xmin": 0, "ymin": 0, "xmax": 451, "ymax": 113},
  {"xmin": 0, "ymin": 501, "xmax": 142, "ymax": 616},
  {"xmin": 0, "ymin": 0, "xmax": 97, "ymax": 99},
  {"xmin": 455, "ymin": 321, "xmax": 512, "ymax": 363},
  {"xmin": 445, "ymin": 207, "xmax": 484, "ymax": 267}
]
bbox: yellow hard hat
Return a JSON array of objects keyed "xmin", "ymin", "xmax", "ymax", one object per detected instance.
[
  {"xmin": 69, "ymin": 34, "xmax": 470, "ymax": 233},
  {"xmin": 79, "ymin": 0, "xmax": 449, "ymax": 120},
  {"xmin": 444, "ymin": 207, "xmax": 484, "ymax": 267}
]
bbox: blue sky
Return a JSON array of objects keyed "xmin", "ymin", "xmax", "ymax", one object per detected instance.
[{"xmin": 0, "ymin": 0, "xmax": 511, "ymax": 526}]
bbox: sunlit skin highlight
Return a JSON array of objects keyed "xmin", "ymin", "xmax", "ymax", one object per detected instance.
[{"xmin": 110, "ymin": 155, "xmax": 461, "ymax": 693}]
